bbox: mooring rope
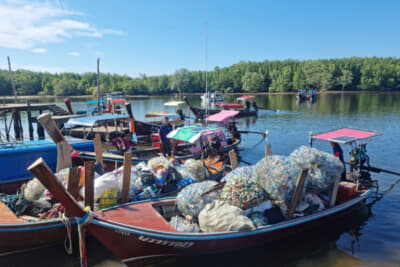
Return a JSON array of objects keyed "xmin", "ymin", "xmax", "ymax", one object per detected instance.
[
  {"xmin": 61, "ymin": 215, "xmax": 73, "ymax": 255},
  {"xmin": 77, "ymin": 207, "xmax": 94, "ymax": 267}
]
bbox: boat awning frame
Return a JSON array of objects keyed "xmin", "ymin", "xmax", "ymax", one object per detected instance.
[
  {"xmin": 64, "ymin": 114, "xmax": 129, "ymax": 128},
  {"xmin": 311, "ymin": 128, "xmax": 380, "ymax": 144},
  {"xmin": 167, "ymin": 125, "xmax": 221, "ymax": 143}
]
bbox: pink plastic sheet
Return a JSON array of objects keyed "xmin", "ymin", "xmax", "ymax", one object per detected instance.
[{"xmin": 313, "ymin": 128, "xmax": 377, "ymax": 143}]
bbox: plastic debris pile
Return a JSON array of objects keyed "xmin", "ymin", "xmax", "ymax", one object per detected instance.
[{"xmin": 172, "ymin": 146, "xmax": 344, "ymax": 233}]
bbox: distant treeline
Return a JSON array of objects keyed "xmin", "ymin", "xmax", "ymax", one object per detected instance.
[{"xmin": 1, "ymin": 57, "xmax": 400, "ymax": 96}]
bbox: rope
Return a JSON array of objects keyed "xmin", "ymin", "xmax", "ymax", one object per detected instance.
[
  {"xmin": 76, "ymin": 207, "xmax": 94, "ymax": 267},
  {"xmin": 61, "ymin": 215, "xmax": 73, "ymax": 255}
]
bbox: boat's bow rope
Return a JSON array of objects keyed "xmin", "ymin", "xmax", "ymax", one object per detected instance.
[
  {"xmin": 76, "ymin": 207, "xmax": 94, "ymax": 267},
  {"xmin": 61, "ymin": 215, "xmax": 73, "ymax": 255}
]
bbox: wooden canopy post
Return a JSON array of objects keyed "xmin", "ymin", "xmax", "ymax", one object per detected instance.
[
  {"xmin": 229, "ymin": 149, "xmax": 238, "ymax": 170},
  {"xmin": 287, "ymin": 169, "xmax": 309, "ymax": 219},
  {"xmin": 66, "ymin": 167, "xmax": 81, "ymax": 217},
  {"xmin": 121, "ymin": 152, "xmax": 132, "ymax": 203},
  {"xmin": 84, "ymin": 161, "xmax": 95, "ymax": 210},
  {"xmin": 94, "ymin": 134, "xmax": 104, "ymax": 168},
  {"xmin": 330, "ymin": 176, "xmax": 341, "ymax": 207},
  {"xmin": 28, "ymin": 158, "xmax": 85, "ymax": 217},
  {"xmin": 27, "ymin": 100, "xmax": 34, "ymax": 140},
  {"xmin": 265, "ymin": 144, "xmax": 272, "ymax": 156}
]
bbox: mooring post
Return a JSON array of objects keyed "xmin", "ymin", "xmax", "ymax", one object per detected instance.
[{"xmin": 27, "ymin": 100, "xmax": 34, "ymax": 140}]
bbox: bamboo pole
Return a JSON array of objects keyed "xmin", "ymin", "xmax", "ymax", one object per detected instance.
[{"xmin": 121, "ymin": 152, "xmax": 132, "ymax": 203}]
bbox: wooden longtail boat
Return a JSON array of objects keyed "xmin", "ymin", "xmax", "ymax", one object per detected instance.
[
  {"xmin": 184, "ymin": 97, "xmax": 257, "ymax": 119},
  {"xmin": 28, "ymin": 158, "xmax": 374, "ymax": 265}
]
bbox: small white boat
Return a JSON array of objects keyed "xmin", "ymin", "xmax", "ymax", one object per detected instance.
[{"xmin": 201, "ymin": 91, "xmax": 224, "ymax": 103}]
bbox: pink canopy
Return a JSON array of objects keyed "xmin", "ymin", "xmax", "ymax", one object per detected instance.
[
  {"xmin": 206, "ymin": 110, "xmax": 239, "ymax": 123},
  {"xmin": 313, "ymin": 128, "xmax": 377, "ymax": 144}
]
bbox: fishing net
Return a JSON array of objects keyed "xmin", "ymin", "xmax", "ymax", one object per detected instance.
[{"xmin": 176, "ymin": 180, "xmax": 219, "ymax": 217}]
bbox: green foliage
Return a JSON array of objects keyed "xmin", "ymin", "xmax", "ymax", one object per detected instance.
[
  {"xmin": 242, "ymin": 72, "xmax": 265, "ymax": 92},
  {"xmin": 1, "ymin": 57, "xmax": 400, "ymax": 96}
]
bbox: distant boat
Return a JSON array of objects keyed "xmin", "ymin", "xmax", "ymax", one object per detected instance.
[
  {"xmin": 0, "ymin": 138, "xmax": 94, "ymax": 193},
  {"xmin": 201, "ymin": 91, "xmax": 224, "ymax": 103}
]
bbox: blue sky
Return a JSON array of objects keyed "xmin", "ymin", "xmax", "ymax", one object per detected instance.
[{"xmin": 0, "ymin": 0, "xmax": 399, "ymax": 77}]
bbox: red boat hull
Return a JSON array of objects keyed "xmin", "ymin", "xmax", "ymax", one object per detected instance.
[{"xmin": 87, "ymin": 192, "xmax": 368, "ymax": 263}]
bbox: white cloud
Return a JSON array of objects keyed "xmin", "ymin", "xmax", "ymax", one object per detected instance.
[
  {"xmin": 31, "ymin": 48, "xmax": 47, "ymax": 53},
  {"xmin": 0, "ymin": 0, "xmax": 123, "ymax": 50},
  {"xmin": 68, "ymin": 51, "xmax": 80, "ymax": 56}
]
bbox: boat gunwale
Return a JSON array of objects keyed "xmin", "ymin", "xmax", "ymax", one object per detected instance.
[{"xmin": 92, "ymin": 190, "xmax": 370, "ymax": 240}]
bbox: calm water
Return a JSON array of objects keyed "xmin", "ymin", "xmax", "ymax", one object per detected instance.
[{"xmin": 1, "ymin": 93, "xmax": 400, "ymax": 267}]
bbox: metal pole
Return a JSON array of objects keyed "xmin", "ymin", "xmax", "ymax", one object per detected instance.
[
  {"xmin": 204, "ymin": 10, "xmax": 208, "ymax": 121},
  {"xmin": 7, "ymin": 56, "xmax": 17, "ymax": 102},
  {"xmin": 97, "ymin": 58, "xmax": 101, "ymax": 115}
]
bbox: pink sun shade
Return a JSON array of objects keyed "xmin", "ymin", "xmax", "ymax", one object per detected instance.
[
  {"xmin": 313, "ymin": 128, "xmax": 377, "ymax": 143},
  {"xmin": 206, "ymin": 110, "xmax": 239, "ymax": 122}
]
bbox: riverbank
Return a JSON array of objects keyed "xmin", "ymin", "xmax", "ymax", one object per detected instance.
[{"xmin": 1, "ymin": 90, "xmax": 399, "ymax": 100}]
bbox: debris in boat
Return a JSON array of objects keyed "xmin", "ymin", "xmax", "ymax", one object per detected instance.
[
  {"xmin": 148, "ymin": 156, "xmax": 171, "ymax": 173},
  {"xmin": 247, "ymin": 212, "xmax": 269, "ymax": 227},
  {"xmin": 24, "ymin": 178, "xmax": 46, "ymax": 202},
  {"xmin": 176, "ymin": 181, "xmax": 220, "ymax": 217},
  {"xmin": 198, "ymin": 200, "xmax": 255, "ymax": 232},
  {"xmin": 220, "ymin": 176, "xmax": 267, "ymax": 210},
  {"xmin": 169, "ymin": 216, "xmax": 200, "ymax": 233},
  {"xmin": 254, "ymin": 146, "xmax": 344, "ymax": 203},
  {"xmin": 170, "ymin": 146, "xmax": 347, "ymax": 233},
  {"xmin": 184, "ymin": 159, "xmax": 208, "ymax": 181}
]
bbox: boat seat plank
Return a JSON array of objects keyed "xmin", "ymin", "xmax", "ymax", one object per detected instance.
[
  {"xmin": 0, "ymin": 203, "xmax": 25, "ymax": 224},
  {"xmin": 97, "ymin": 202, "xmax": 178, "ymax": 232}
]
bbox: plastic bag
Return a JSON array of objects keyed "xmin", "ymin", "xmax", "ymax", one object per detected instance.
[
  {"xmin": 80, "ymin": 171, "xmax": 121, "ymax": 202},
  {"xmin": 169, "ymin": 216, "xmax": 200, "ymax": 233},
  {"xmin": 247, "ymin": 212, "xmax": 269, "ymax": 227},
  {"xmin": 198, "ymin": 200, "xmax": 255, "ymax": 232},
  {"xmin": 176, "ymin": 181, "xmax": 219, "ymax": 217},
  {"xmin": 24, "ymin": 178, "xmax": 46, "ymax": 202},
  {"xmin": 148, "ymin": 156, "xmax": 170, "ymax": 172},
  {"xmin": 221, "ymin": 176, "xmax": 267, "ymax": 210},
  {"xmin": 184, "ymin": 159, "xmax": 207, "ymax": 181}
]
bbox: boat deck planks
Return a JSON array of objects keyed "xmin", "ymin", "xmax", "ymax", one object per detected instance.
[
  {"xmin": 97, "ymin": 201, "xmax": 178, "ymax": 232},
  {"xmin": 0, "ymin": 203, "xmax": 24, "ymax": 224}
]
